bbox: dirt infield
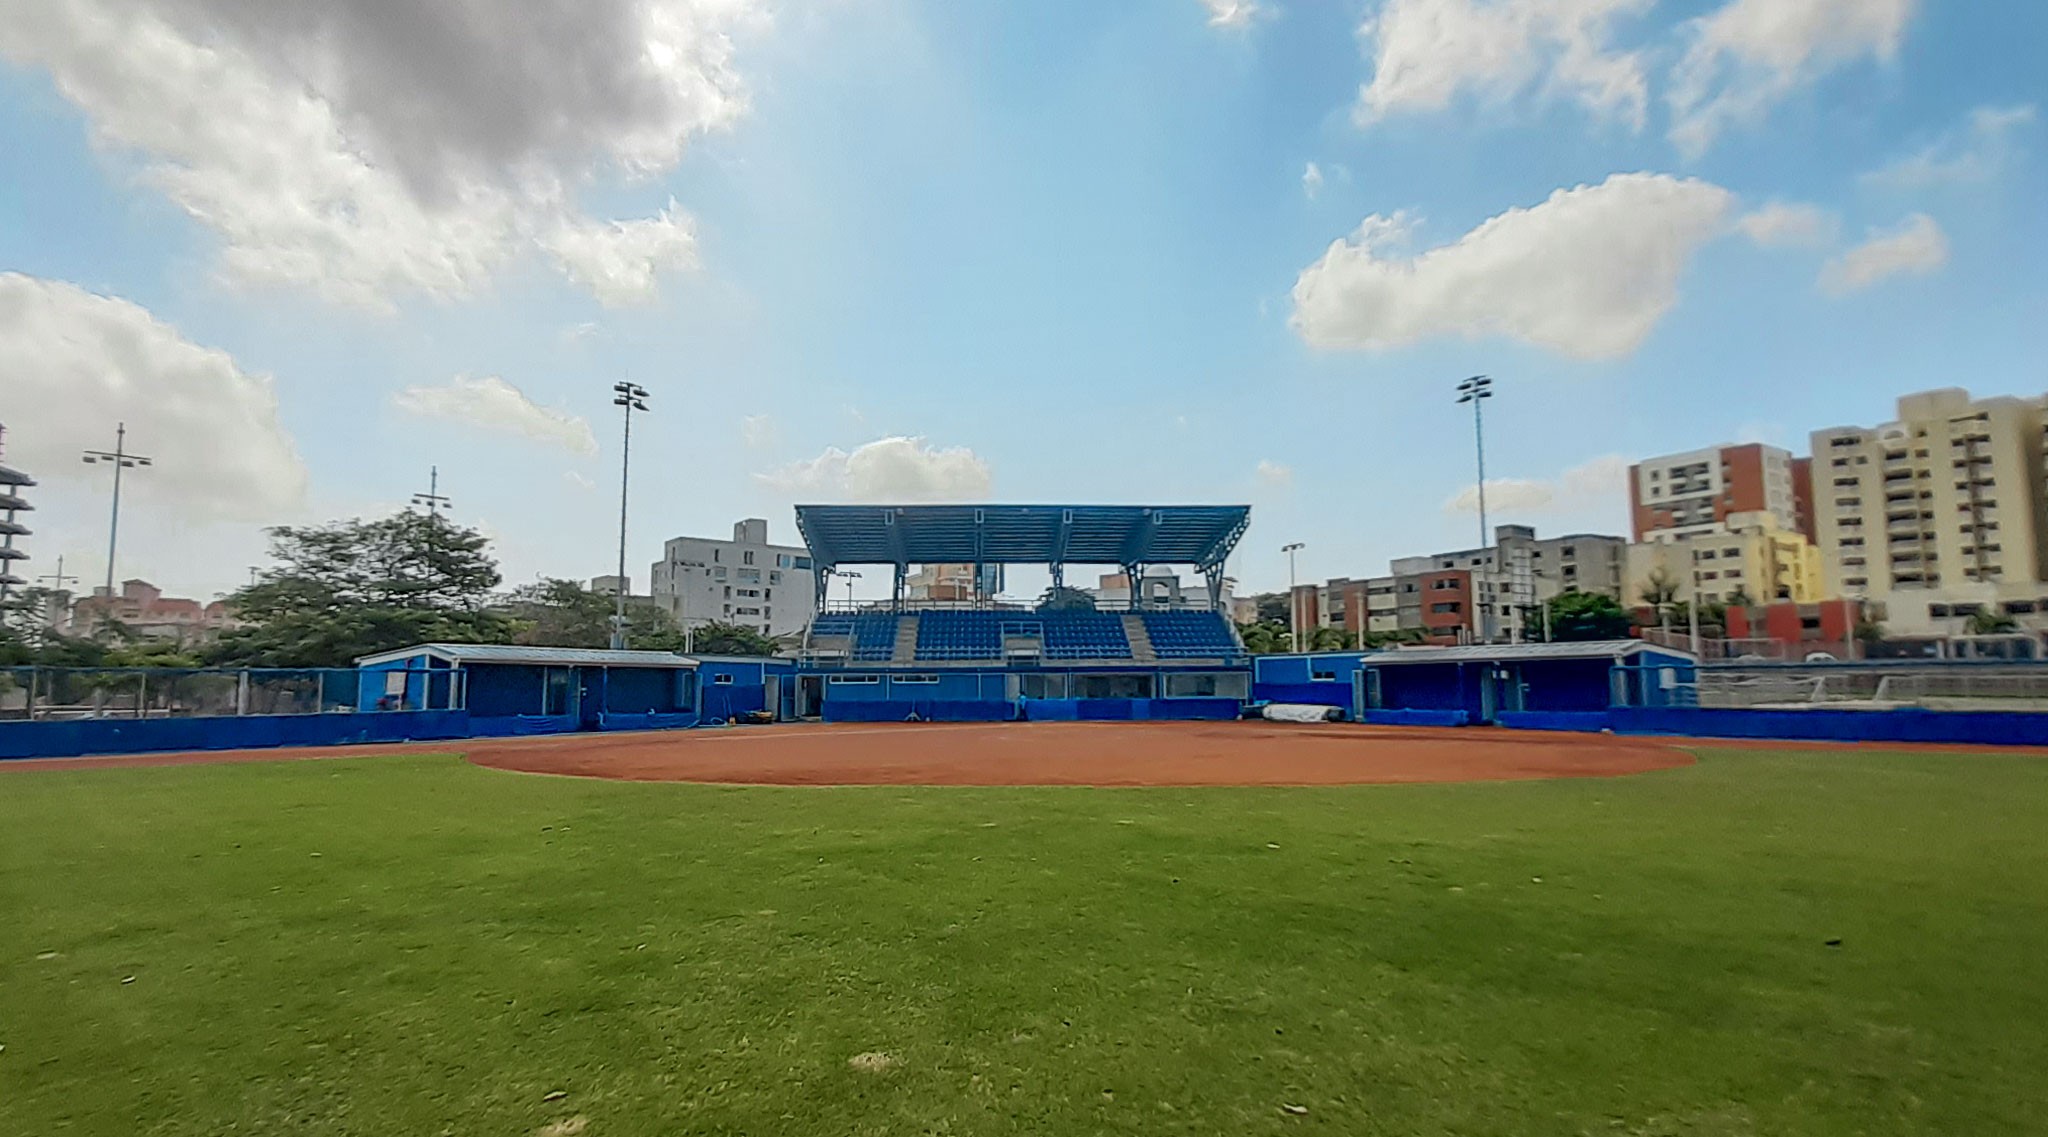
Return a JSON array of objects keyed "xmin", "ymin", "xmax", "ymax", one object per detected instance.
[
  {"xmin": 463, "ymin": 721, "xmax": 1697, "ymax": 786},
  {"xmin": 0, "ymin": 721, "xmax": 1698, "ymax": 786}
]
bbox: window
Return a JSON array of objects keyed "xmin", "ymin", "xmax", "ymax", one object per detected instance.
[
  {"xmin": 1431, "ymin": 579, "xmax": 1459, "ymax": 591},
  {"xmin": 893, "ymin": 674, "xmax": 939, "ymax": 684},
  {"xmin": 712, "ymin": 674, "xmax": 735, "ymax": 685},
  {"xmin": 1430, "ymin": 602, "xmax": 1462, "ymax": 614},
  {"xmin": 795, "ymin": 556, "xmax": 813, "ymax": 570},
  {"xmin": 829, "ymin": 674, "xmax": 880, "ymax": 684},
  {"xmin": 769, "ymin": 571, "xmax": 783, "ymax": 584},
  {"xmin": 713, "ymin": 549, "xmax": 721, "ymax": 563},
  {"xmin": 776, "ymin": 554, "xmax": 792, "ymax": 568},
  {"xmin": 743, "ymin": 550, "xmax": 755, "ymax": 566},
  {"xmin": 714, "ymin": 566, "xmax": 727, "ymax": 580},
  {"xmin": 1072, "ymin": 673, "xmax": 1155, "ymax": 699},
  {"xmin": 1164, "ymin": 672, "xmax": 1249, "ymax": 699},
  {"xmin": 1312, "ymin": 668, "xmax": 1337, "ymax": 681}
]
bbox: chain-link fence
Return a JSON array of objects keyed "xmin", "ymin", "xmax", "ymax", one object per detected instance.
[
  {"xmin": 0, "ymin": 666, "xmax": 462, "ymax": 721},
  {"xmin": 1619, "ymin": 661, "xmax": 2048, "ymax": 713}
]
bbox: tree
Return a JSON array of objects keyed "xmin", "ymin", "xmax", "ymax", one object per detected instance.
[
  {"xmin": 1037, "ymin": 585, "xmax": 1096, "ymax": 612},
  {"xmin": 1255, "ymin": 593, "xmax": 1289, "ymax": 625},
  {"xmin": 500, "ymin": 578, "xmax": 684, "ymax": 651},
  {"xmin": 1966, "ymin": 610, "xmax": 2020, "ymax": 636},
  {"xmin": 1726, "ymin": 585, "xmax": 1756, "ymax": 609},
  {"xmin": 1305, "ymin": 625, "xmax": 1352, "ymax": 652},
  {"xmin": 685, "ymin": 621, "xmax": 779, "ymax": 656},
  {"xmin": 1543, "ymin": 591, "xmax": 1632, "ymax": 642},
  {"xmin": 207, "ymin": 511, "xmax": 516, "ymax": 668},
  {"xmin": 1235, "ymin": 620, "xmax": 1290, "ymax": 654},
  {"xmin": 1639, "ymin": 568, "xmax": 1680, "ymax": 622}
]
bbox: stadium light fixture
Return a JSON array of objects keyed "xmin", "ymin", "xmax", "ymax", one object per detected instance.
[
  {"xmin": 611, "ymin": 381, "xmax": 649, "ymax": 650},
  {"xmin": 81, "ymin": 422, "xmax": 152, "ymax": 598},
  {"xmin": 1455, "ymin": 375, "xmax": 1496, "ymax": 640}
]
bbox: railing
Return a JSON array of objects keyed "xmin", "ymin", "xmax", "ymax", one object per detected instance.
[
  {"xmin": 1619, "ymin": 660, "xmax": 2048, "ymax": 713},
  {"xmin": 0, "ymin": 666, "xmax": 464, "ymax": 721}
]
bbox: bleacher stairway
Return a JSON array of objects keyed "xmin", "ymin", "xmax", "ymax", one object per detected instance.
[
  {"xmin": 1120, "ymin": 615, "xmax": 1158, "ymax": 663},
  {"xmin": 892, "ymin": 614, "xmax": 921, "ymax": 663}
]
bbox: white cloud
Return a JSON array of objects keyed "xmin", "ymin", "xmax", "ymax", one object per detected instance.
[
  {"xmin": 544, "ymin": 199, "xmax": 699, "ymax": 308},
  {"xmin": 1820, "ymin": 213, "xmax": 1948, "ymax": 295},
  {"xmin": 1302, "ymin": 162, "xmax": 1324, "ymax": 199},
  {"xmin": 0, "ymin": 0, "xmax": 756, "ymax": 310},
  {"xmin": 740, "ymin": 413, "xmax": 776, "ymax": 449},
  {"xmin": 0, "ymin": 272, "xmax": 308, "ymax": 521},
  {"xmin": 1443, "ymin": 454, "xmax": 1626, "ymax": 515},
  {"xmin": 1866, "ymin": 103, "xmax": 2038, "ymax": 188},
  {"xmin": 559, "ymin": 321, "xmax": 605, "ymax": 345},
  {"xmin": 756, "ymin": 436, "xmax": 992, "ymax": 503},
  {"xmin": 1736, "ymin": 201, "xmax": 1836, "ymax": 248},
  {"xmin": 391, "ymin": 375, "xmax": 599, "ymax": 453},
  {"xmin": 1355, "ymin": 0, "xmax": 1652, "ymax": 130},
  {"xmin": 1254, "ymin": 459, "xmax": 1294, "ymax": 488},
  {"xmin": 1199, "ymin": 0, "xmax": 1260, "ymax": 29},
  {"xmin": 564, "ymin": 470, "xmax": 598, "ymax": 492},
  {"xmin": 1669, "ymin": 0, "xmax": 1916, "ymax": 156},
  {"xmin": 1291, "ymin": 172, "xmax": 1734, "ymax": 360}
]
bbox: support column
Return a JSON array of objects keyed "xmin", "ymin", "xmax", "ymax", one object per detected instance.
[{"xmin": 1122, "ymin": 563, "xmax": 1142, "ymax": 612}]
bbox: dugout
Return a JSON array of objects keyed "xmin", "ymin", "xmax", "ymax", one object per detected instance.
[
  {"xmin": 1359, "ymin": 641, "xmax": 1695, "ymax": 725},
  {"xmin": 356, "ymin": 644, "xmax": 705, "ymax": 733}
]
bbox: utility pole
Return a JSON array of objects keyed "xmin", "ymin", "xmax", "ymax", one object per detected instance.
[
  {"xmin": 411, "ymin": 466, "xmax": 451, "ymax": 518},
  {"xmin": 37, "ymin": 557, "xmax": 77, "ymax": 592},
  {"xmin": 82, "ymin": 423, "xmax": 152, "ymax": 598},
  {"xmin": 1687, "ymin": 546, "xmax": 1703, "ymax": 657},
  {"xmin": 1282, "ymin": 542, "xmax": 1305, "ymax": 653},
  {"xmin": 611, "ymin": 382, "xmax": 649, "ymax": 650},
  {"xmin": 839, "ymin": 569, "xmax": 862, "ymax": 610}
]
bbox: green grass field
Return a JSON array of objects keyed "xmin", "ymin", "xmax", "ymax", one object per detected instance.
[{"xmin": 3, "ymin": 746, "xmax": 2046, "ymax": 1136}]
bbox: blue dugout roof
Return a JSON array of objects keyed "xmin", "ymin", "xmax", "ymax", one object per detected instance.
[{"xmin": 795, "ymin": 504, "xmax": 1250, "ymax": 571}]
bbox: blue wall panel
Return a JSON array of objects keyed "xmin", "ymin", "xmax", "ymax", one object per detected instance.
[
  {"xmin": 1611, "ymin": 706, "xmax": 2048, "ymax": 746},
  {"xmin": 0, "ymin": 711, "xmax": 475, "ymax": 761},
  {"xmin": 1362, "ymin": 708, "xmax": 1469, "ymax": 727},
  {"xmin": 1252, "ymin": 682, "xmax": 1352, "ymax": 709},
  {"xmin": 1498, "ymin": 710, "xmax": 1613, "ymax": 733}
]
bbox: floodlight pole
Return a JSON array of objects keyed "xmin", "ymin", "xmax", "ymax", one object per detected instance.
[
  {"xmin": 82, "ymin": 423, "xmax": 152, "ymax": 599},
  {"xmin": 1282, "ymin": 542, "xmax": 1305, "ymax": 653},
  {"xmin": 611, "ymin": 382, "xmax": 649, "ymax": 650}
]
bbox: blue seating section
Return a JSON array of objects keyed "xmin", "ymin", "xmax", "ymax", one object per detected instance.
[
  {"xmin": 916, "ymin": 611, "xmax": 1005, "ymax": 660},
  {"xmin": 1042, "ymin": 613, "xmax": 1130, "ymax": 659},
  {"xmin": 810, "ymin": 614, "xmax": 899, "ymax": 660},
  {"xmin": 1141, "ymin": 612, "xmax": 1240, "ymax": 658}
]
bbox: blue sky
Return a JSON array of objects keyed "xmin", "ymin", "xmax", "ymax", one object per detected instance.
[{"xmin": 1, "ymin": 0, "xmax": 2043, "ymax": 602}]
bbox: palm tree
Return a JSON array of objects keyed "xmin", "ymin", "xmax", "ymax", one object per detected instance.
[{"xmin": 1966, "ymin": 610, "xmax": 2019, "ymax": 636}]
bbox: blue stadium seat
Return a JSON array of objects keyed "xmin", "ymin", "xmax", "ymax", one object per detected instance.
[
  {"xmin": 1040, "ymin": 612, "xmax": 1131, "ymax": 659},
  {"xmin": 1141, "ymin": 612, "xmax": 1240, "ymax": 658}
]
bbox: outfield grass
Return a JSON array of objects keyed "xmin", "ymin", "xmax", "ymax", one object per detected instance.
[{"xmin": 2, "ymin": 747, "xmax": 2046, "ymax": 1136}]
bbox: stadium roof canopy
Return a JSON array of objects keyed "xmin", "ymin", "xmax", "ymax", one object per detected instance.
[{"xmin": 794, "ymin": 504, "xmax": 1250, "ymax": 572}]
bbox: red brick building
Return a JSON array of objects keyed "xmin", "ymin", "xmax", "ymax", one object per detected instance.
[{"xmin": 1630, "ymin": 442, "xmax": 1815, "ymax": 542}]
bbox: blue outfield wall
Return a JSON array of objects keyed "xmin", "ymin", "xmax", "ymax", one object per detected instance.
[
  {"xmin": 1252, "ymin": 653, "xmax": 1363, "ymax": 711},
  {"xmin": 0, "ymin": 710, "xmax": 476, "ymax": 761},
  {"xmin": 1363, "ymin": 708, "xmax": 1469, "ymax": 728},
  {"xmin": 1609, "ymin": 706, "xmax": 2048, "ymax": 746}
]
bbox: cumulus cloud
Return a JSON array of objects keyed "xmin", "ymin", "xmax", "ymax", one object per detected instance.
[
  {"xmin": 1820, "ymin": 213, "xmax": 1948, "ymax": 295},
  {"xmin": 757, "ymin": 437, "xmax": 992, "ymax": 503},
  {"xmin": 1669, "ymin": 0, "xmax": 1916, "ymax": 156},
  {"xmin": 1254, "ymin": 460, "xmax": 1294, "ymax": 489},
  {"xmin": 1736, "ymin": 201, "xmax": 1836, "ymax": 248},
  {"xmin": 391, "ymin": 375, "xmax": 598, "ymax": 453},
  {"xmin": 1866, "ymin": 103, "xmax": 2038, "ymax": 188},
  {"xmin": 1355, "ymin": 0, "xmax": 1652, "ymax": 130},
  {"xmin": 0, "ymin": 272, "xmax": 307, "ymax": 521},
  {"xmin": 1444, "ymin": 454, "xmax": 1626, "ymax": 515},
  {"xmin": 1302, "ymin": 162, "xmax": 1324, "ymax": 199},
  {"xmin": 1199, "ymin": 0, "xmax": 1260, "ymax": 29},
  {"xmin": 1291, "ymin": 172, "xmax": 1734, "ymax": 360},
  {"xmin": 0, "ymin": 0, "xmax": 755, "ymax": 309},
  {"xmin": 544, "ymin": 200, "xmax": 698, "ymax": 308}
]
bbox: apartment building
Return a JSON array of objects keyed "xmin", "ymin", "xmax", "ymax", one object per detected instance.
[
  {"xmin": 1307, "ymin": 570, "xmax": 1477, "ymax": 646},
  {"xmin": 1630, "ymin": 442, "xmax": 1813, "ymax": 541},
  {"xmin": 648, "ymin": 518, "xmax": 818, "ymax": 638},
  {"xmin": 907, "ymin": 563, "xmax": 1005, "ymax": 603},
  {"xmin": 70, "ymin": 579, "xmax": 239, "ymax": 645},
  {"xmin": 1811, "ymin": 388, "xmax": 2048, "ymax": 635},
  {"xmin": 1624, "ymin": 510, "xmax": 1827, "ymax": 609},
  {"xmin": 1390, "ymin": 525, "xmax": 1628, "ymax": 640}
]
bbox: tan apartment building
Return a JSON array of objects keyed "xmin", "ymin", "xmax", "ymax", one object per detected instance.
[
  {"xmin": 1625, "ymin": 510, "xmax": 1827, "ymax": 610},
  {"xmin": 1810, "ymin": 388, "xmax": 2048, "ymax": 635}
]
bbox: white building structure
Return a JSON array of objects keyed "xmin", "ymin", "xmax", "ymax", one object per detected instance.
[{"xmin": 649, "ymin": 518, "xmax": 818, "ymax": 638}]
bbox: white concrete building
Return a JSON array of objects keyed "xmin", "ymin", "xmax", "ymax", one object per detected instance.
[{"xmin": 648, "ymin": 518, "xmax": 818, "ymax": 638}]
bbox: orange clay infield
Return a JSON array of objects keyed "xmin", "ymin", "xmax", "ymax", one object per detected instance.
[{"xmin": 3, "ymin": 721, "xmax": 1702, "ymax": 786}]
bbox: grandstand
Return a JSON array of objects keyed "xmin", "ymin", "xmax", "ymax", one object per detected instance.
[{"xmin": 789, "ymin": 505, "xmax": 1252, "ymax": 720}]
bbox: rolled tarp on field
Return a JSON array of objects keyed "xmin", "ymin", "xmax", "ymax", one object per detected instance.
[{"xmin": 1260, "ymin": 703, "xmax": 1344, "ymax": 724}]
